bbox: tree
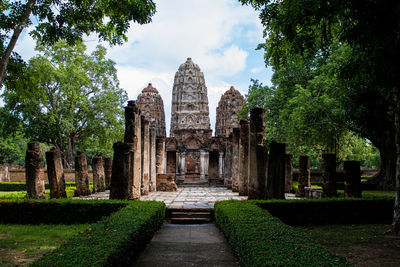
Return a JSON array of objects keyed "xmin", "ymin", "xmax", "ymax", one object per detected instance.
[
  {"xmin": 0, "ymin": 0, "xmax": 156, "ymax": 85},
  {"xmin": 2, "ymin": 40, "xmax": 127, "ymax": 168},
  {"xmin": 239, "ymin": 0, "xmax": 400, "ymax": 233}
]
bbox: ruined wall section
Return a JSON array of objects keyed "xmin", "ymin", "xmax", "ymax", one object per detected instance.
[
  {"xmin": 215, "ymin": 86, "xmax": 244, "ymax": 138},
  {"xmin": 136, "ymin": 83, "xmax": 166, "ymax": 138}
]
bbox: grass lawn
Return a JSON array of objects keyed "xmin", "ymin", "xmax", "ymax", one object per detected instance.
[
  {"xmin": 0, "ymin": 223, "xmax": 90, "ymax": 266},
  {"xmin": 297, "ymin": 224, "xmax": 400, "ymax": 266},
  {"xmin": 0, "ymin": 187, "xmax": 83, "ymax": 199}
]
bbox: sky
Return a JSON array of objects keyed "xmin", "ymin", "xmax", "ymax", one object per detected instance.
[{"xmin": 13, "ymin": 0, "xmax": 273, "ymax": 136}]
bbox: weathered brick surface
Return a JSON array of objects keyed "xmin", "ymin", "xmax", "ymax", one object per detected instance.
[
  {"xmin": 45, "ymin": 147, "xmax": 66, "ymax": 198},
  {"xmin": 25, "ymin": 141, "xmax": 46, "ymax": 199},
  {"xmin": 74, "ymin": 151, "xmax": 90, "ymax": 196}
]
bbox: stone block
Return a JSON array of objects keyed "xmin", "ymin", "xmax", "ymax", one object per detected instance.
[
  {"xmin": 92, "ymin": 157, "xmax": 105, "ymax": 193},
  {"xmin": 25, "ymin": 141, "xmax": 46, "ymax": 199},
  {"xmin": 45, "ymin": 147, "xmax": 66, "ymax": 198},
  {"xmin": 156, "ymin": 173, "xmax": 178, "ymax": 192},
  {"xmin": 74, "ymin": 151, "xmax": 91, "ymax": 196}
]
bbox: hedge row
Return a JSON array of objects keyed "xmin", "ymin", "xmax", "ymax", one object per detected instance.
[
  {"xmin": 310, "ymin": 181, "xmax": 377, "ymax": 191},
  {"xmin": 0, "ymin": 199, "xmax": 126, "ymax": 224},
  {"xmin": 214, "ymin": 200, "xmax": 350, "ymax": 267},
  {"xmin": 255, "ymin": 198, "xmax": 394, "ymax": 225},
  {"xmin": 30, "ymin": 201, "xmax": 165, "ymax": 267},
  {"xmin": 0, "ymin": 182, "xmax": 77, "ymax": 191}
]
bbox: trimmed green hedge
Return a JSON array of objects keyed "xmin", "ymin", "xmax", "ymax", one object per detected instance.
[
  {"xmin": 0, "ymin": 199, "xmax": 126, "ymax": 224},
  {"xmin": 215, "ymin": 200, "xmax": 350, "ymax": 267},
  {"xmin": 30, "ymin": 201, "xmax": 165, "ymax": 267},
  {"xmin": 0, "ymin": 182, "xmax": 77, "ymax": 191},
  {"xmin": 256, "ymin": 198, "xmax": 393, "ymax": 225}
]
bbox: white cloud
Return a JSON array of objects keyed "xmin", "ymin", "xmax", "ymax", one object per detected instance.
[{"xmin": 10, "ymin": 0, "xmax": 269, "ymax": 136}]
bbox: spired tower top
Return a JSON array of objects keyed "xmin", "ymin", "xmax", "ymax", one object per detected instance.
[
  {"xmin": 170, "ymin": 57, "xmax": 211, "ymax": 137},
  {"xmin": 136, "ymin": 83, "xmax": 166, "ymax": 137},
  {"xmin": 215, "ymin": 86, "xmax": 244, "ymax": 137}
]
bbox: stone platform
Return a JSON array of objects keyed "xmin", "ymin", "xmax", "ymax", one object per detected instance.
[
  {"xmin": 73, "ymin": 187, "xmax": 300, "ymax": 208},
  {"xmin": 74, "ymin": 187, "xmax": 247, "ymax": 209}
]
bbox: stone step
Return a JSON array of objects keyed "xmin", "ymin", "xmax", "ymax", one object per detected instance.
[
  {"xmin": 171, "ymin": 211, "xmax": 212, "ymax": 219},
  {"xmin": 170, "ymin": 217, "xmax": 212, "ymax": 224},
  {"xmin": 167, "ymin": 208, "xmax": 213, "ymax": 224}
]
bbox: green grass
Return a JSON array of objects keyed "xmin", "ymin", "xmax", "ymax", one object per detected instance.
[
  {"xmin": 0, "ymin": 223, "xmax": 89, "ymax": 266},
  {"xmin": 0, "ymin": 186, "xmax": 90, "ymax": 200},
  {"xmin": 296, "ymin": 224, "xmax": 392, "ymax": 247}
]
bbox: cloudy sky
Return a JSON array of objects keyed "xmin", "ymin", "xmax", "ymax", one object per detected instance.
[{"xmin": 14, "ymin": 0, "xmax": 273, "ymax": 136}]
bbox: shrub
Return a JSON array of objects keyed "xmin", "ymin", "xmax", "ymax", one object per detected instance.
[
  {"xmin": 0, "ymin": 199, "xmax": 126, "ymax": 224},
  {"xmin": 30, "ymin": 201, "xmax": 165, "ymax": 266},
  {"xmin": 0, "ymin": 182, "xmax": 77, "ymax": 191},
  {"xmin": 215, "ymin": 200, "xmax": 350, "ymax": 267},
  {"xmin": 255, "ymin": 198, "xmax": 393, "ymax": 225}
]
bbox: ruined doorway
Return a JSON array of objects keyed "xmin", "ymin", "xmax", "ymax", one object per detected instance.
[
  {"xmin": 208, "ymin": 151, "xmax": 219, "ymax": 183},
  {"xmin": 166, "ymin": 151, "xmax": 176, "ymax": 173}
]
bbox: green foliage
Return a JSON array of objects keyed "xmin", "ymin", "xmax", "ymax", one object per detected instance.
[
  {"xmin": 0, "ymin": 182, "xmax": 76, "ymax": 192},
  {"xmin": 215, "ymin": 200, "xmax": 349, "ymax": 266},
  {"xmin": 0, "ymin": 223, "xmax": 90, "ymax": 266},
  {"xmin": 0, "ymin": 0, "xmax": 156, "ymax": 83},
  {"xmin": 3, "ymin": 40, "xmax": 127, "ymax": 167},
  {"xmin": 30, "ymin": 201, "xmax": 165, "ymax": 267},
  {"xmin": 0, "ymin": 199, "xmax": 127, "ymax": 224}
]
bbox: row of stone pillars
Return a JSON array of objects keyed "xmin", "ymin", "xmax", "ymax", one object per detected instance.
[
  {"xmin": 228, "ymin": 107, "xmax": 362, "ymax": 199},
  {"xmin": 25, "ymin": 141, "xmax": 112, "ymax": 199},
  {"xmin": 110, "ymin": 101, "xmax": 164, "ymax": 200}
]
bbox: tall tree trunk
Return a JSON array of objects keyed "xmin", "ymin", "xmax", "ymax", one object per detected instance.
[
  {"xmin": 392, "ymin": 87, "xmax": 400, "ymax": 234},
  {"xmin": 0, "ymin": 0, "xmax": 36, "ymax": 85},
  {"xmin": 66, "ymin": 134, "xmax": 77, "ymax": 169},
  {"xmin": 373, "ymin": 147, "xmax": 396, "ymax": 190}
]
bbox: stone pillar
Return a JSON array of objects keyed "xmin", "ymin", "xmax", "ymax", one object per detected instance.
[
  {"xmin": 204, "ymin": 151, "xmax": 209, "ymax": 182},
  {"xmin": 298, "ymin": 155, "xmax": 311, "ymax": 196},
  {"xmin": 141, "ymin": 117, "xmax": 150, "ymax": 195},
  {"xmin": 92, "ymin": 157, "xmax": 105, "ymax": 193},
  {"xmin": 218, "ymin": 151, "xmax": 224, "ymax": 183},
  {"xmin": 156, "ymin": 137, "xmax": 165, "ymax": 174},
  {"xmin": 45, "ymin": 147, "xmax": 66, "ymax": 198},
  {"xmin": 344, "ymin": 161, "xmax": 362, "ymax": 197},
  {"xmin": 265, "ymin": 142, "xmax": 286, "ymax": 199},
  {"xmin": 117, "ymin": 100, "xmax": 141, "ymax": 199},
  {"xmin": 200, "ymin": 150, "xmax": 206, "ymax": 182},
  {"xmin": 248, "ymin": 108, "xmax": 267, "ymax": 199},
  {"xmin": 104, "ymin": 157, "xmax": 112, "ymax": 189},
  {"xmin": 322, "ymin": 153, "xmax": 337, "ymax": 197},
  {"xmin": 149, "ymin": 126, "xmax": 157, "ymax": 191},
  {"xmin": 25, "ymin": 141, "xmax": 46, "ymax": 199},
  {"xmin": 239, "ymin": 120, "xmax": 249, "ymax": 196},
  {"xmin": 223, "ymin": 136, "xmax": 233, "ymax": 188},
  {"xmin": 180, "ymin": 152, "xmax": 186, "ymax": 182},
  {"xmin": 110, "ymin": 142, "xmax": 135, "ymax": 199},
  {"xmin": 132, "ymin": 104, "xmax": 141, "ymax": 199},
  {"xmin": 0, "ymin": 166, "xmax": 10, "ymax": 182},
  {"xmin": 176, "ymin": 151, "xmax": 181, "ymax": 182},
  {"xmin": 285, "ymin": 154, "xmax": 294, "ymax": 193},
  {"xmin": 74, "ymin": 151, "xmax": 91, "ymax": 196},
  {"xmin": 124, "ymin": 100, "xmax": 138, "ymax": 143},
  {"xmin": 231, "ymin": 128, "xmax": 240, "ymax": 192}
]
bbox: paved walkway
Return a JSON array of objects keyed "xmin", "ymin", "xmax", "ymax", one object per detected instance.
[
  {"xmin": 74, "ymin": 187, "xmax": 248, "ymax": 209},
  {"xmin": 131, "ymin": 223, "xmax": 239, "ymax": 267}
]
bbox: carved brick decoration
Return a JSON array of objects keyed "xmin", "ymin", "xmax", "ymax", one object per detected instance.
[
  {"xmin": 136, "ymin": 83, "xmax": 166, "ymax": 138},
  {"xmin": 25, "ymin": 141, "xmax": 46, "ymax": 199},
  {"xmin": 170, "ymin": 57, "xmax": 211, "ymax": 138},
  {"xmin": 215, "ymin": 86, "xmax": 244, "ymax": 137}
]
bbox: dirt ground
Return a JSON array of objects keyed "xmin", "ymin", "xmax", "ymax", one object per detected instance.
[{"xmin": 299, "ymin": 224, "xmax": 400, "ymax": 267}]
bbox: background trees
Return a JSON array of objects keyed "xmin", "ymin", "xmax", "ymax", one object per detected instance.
[
  {"xmin": 0, "ymin": 0, "xmax": 156, "ymax": 85},
  {"xmin": 2, "ymin": 40, "xmax": 127, "ymax": 168},
  {"xmin": 239, "ymin": 0, "xmax": 400, "ymax": 233}
]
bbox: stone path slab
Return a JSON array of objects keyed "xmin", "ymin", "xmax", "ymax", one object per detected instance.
[
  {"xmin": 131, "ymin": 223, "xmax": 239, "ymax": 267},
  {"xmin": 74, "ymin": 187, "xmax": 248, "ymax": 209}
]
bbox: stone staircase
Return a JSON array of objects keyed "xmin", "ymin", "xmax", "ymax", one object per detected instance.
[{"xmin": 167, "ymin": 208, "xmax": 213, "ymax": 224}]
